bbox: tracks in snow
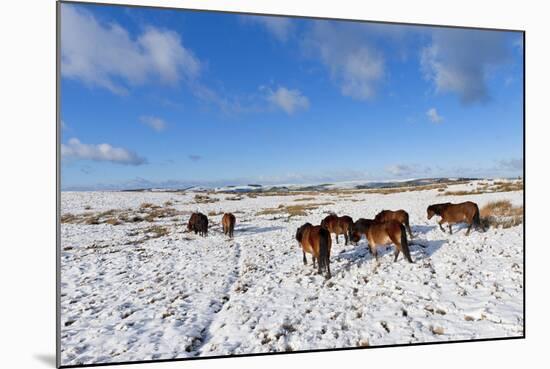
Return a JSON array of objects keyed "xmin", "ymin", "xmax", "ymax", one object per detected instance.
[{"xmin": 190, "ymin": 240, "xmax": 243, "ymax": 356}]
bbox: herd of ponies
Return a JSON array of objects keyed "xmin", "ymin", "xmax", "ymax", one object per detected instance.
[{"xmin": 187, "ymin": 200, "xmax": 486, "ymax": 280}]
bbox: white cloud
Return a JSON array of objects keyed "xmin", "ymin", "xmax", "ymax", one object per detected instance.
[
  {"xmin": 426, "ymin": 108, "xmax": 444, "ymax": 123},
  {"xmin": 421, "ymin": 29, "xmax": 510, "ymax": 104},
  {"xmin": 61, "ymin": 4, "xmax": 201, "ymax": 94},
  {"xmin": 304, "ymin": 22, "xmax": 385, "ymax": 101},
  {"xmin": 139, "ymin": 115, "xmax": 166, "ymax": 132},
  {"xmin": 243, "ymin": 16, "xmax": 293, "ymax": 42},
  {"xmin": 266, "ymin": 87, "xmax": 310, "ymax": 114},
  {"xmin": 191, "ymin": 83, "xmax": 255, "ymax": 114},
  {"xmin": 61, "ymin": 138, "xmax": 146, "ymax": 165}
]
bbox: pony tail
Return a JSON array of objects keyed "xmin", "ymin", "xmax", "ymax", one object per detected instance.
[
  {"xmin": 473, "ymin": 205, "xmax": 485, "ymax": 232},
  {"xmin": 319, "ymin": 228, "xmax": 331, "ymax": 277},
  {"xmin": 400, "ymin": 224, "xmax": 413, "ymax": 263}
]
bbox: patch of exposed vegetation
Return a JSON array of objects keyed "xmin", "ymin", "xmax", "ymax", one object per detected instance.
[
  {"xmin": 225, "ymin": 195, "xmax": 244, "ymax": 201},
  {"xmin": 144, "ymin": 207, "xmax": 180, "ymax": 222},
  {"xmin": 105, "ymin": 218, "xmax": 122, "ymax": 226},
  {"xmin": 208, "ymin": 210, "xmax": 224, "ymax": 216},
  {"xmin": 144, "ymin": 225, "xmax": 169, "ymax": 238},
  {"xmin": 441, "ymin": 180, "xmax": 523, "ymax": 196},
  {"xmin": 365, "ymin": 183, "xmax": 449, "ymax": 195},
  {"xmin": 61, "ymin": 204, "xmax": 183, "ymax": 226},
  {"xmin": 194, "ymin": 194, "xmax": 220, "ymax": 204},
  {"xmin": 480, "ymin": 200, "xmax": 523, "ymax": 229},
  {"xmin": 256, "ymin": 202, "xmax": 334, "ymax": 218},
  {"xmin": 61, "ymin": 213, "xmax": 78, "ymax": 223},
  {"xmin": 293, "ymin": 197, "xmax": 316, "ymax": 202}
]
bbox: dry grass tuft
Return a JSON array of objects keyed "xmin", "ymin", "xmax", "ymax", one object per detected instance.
[
  {"xmin": 256, "ymin": 202, "xmax": 334, "ymax": 218},
  {"xmin": 84, "ymin": 216, "xmax": 100, "ymax": 225},
  {"xmin": 364, "ymin": 183, "xmax": 450, "ymax": 195},
  {"xmin": 441, "ymin": 190, "xmax": 481, "ymax": 196},
  {"xmin": 105, "ymin": 218, "xmax": 122, "ymax": 226},
  {"xmin": 194, "ymin": 194, "xmax": 219, "ymax": 204},
  {"xmin": 480, "ymin": 200, "xmax": 523, "ymax": 229},
  {"xmin": 208, "ymin": 210, "xmax": 224, "ymax": 216},
  {"xmin": 61, "ymin": 213, "xmax": 78, "ymax": 223},
  {"xmin": 441, "ymin": 180, "xmax": 523, "ymax": 196},
  {"xmin": 61, "ymin": 204, "xmax": 182, "ymax": 226},
  {"xmin": 144, "ymin": 225, "xmax": 169, "ymax": 238},
  {"xmin": 143, "ymin": 207, "xmax": 179, "ymax": 222}
]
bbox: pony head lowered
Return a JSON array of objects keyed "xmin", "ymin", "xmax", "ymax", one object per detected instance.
[
  {"xmin": 426, "ymin": 203, "xmax": 451, "ymax": 220},
  {"xmin": 348, "ymin": 219, "xmax": 375, "ymax": 244}
]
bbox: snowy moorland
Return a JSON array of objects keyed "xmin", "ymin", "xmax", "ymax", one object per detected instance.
[{"xmin": 59, "ymin": 179, "xmax": 524, "ymax": 366}]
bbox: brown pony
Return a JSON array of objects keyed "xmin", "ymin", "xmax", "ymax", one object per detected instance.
[
  {"xmin": 187, "ymin": 212, "xmax": 208, "ymax": 236},
  {"xmin": 221, "ymin": 213, "xmax": 236, "ymax": 238},
  {"xmin": 295, "ymin": 223, "xmax": 332, "ymax": 279},
  {"xmin": 427, "ymin": 201, "xmax": 485, "ymax": 236},
  {"xmin": 320, "ymin": 214, "xmax": 354, "ymax": 245},
  {"xmin": 374, "ymin": 209, "xmax": 413, "ymax": 238},
  {"xmin": 349, "ymin": 219, "xmax": 413, "ymax": 263}
]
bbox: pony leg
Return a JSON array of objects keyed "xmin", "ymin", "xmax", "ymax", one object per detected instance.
[
  {"xmin": 335, "ymin": 234, "xmax": 339, "ymax": 244},
  {"xmin": 466, "ymin": 223, "xmax": 472, "ymax": 236},
  {"xmin": 477, "ymin": 222, "xmax": 486, "ymax": 232},
  {"xmin": 407, "ymin": 223, "xmax": 414, "ymax": 239},
  {"xmin": 394, "ymin": 248, "xmax": 400, "ymax": 262},
  {"xmin": 312, "ymin": 257, "xmax": 317, "ymax": 269},
  {"xmin": 344, "ymin": 233, "xmax": 349, "ymax": 245},
  {"xmin": 303, "ymin": 251, "xmax": 307, "ymax": 265},
  {"xmin": 326, "ymin": 261, "xmax": 331, "ymax": 279},
  {"xmin": 373, "ymin": 249, "xmax": 380, "ymax": 269},
  {"xmin": 371, "ymin": 246, "xmax": 378, "ymax": 262},
  {"xmin": 448, "ymin": 224, "xmax": 453, "ymax": 234},
  {"xmin": 439, "ymin": 222, "xmax": 446, "ymax": 233}
]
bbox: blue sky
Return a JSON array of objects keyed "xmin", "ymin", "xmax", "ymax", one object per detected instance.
[{"xmin": 60, "ymin": 3, "xmax": 524, "ymax": 190}]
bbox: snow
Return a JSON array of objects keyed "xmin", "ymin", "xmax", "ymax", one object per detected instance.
[{"xmin": 59, "ymin": 180, "xmax": 523, "ymax": 366}]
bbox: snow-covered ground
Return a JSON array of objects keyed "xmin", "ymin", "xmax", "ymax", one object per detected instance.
[{"xmin": 59, "ymin": 180, "xmax": 524, "ymax": 366}]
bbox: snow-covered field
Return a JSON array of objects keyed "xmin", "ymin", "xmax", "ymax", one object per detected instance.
[{"xmin": 59, "ymin": 180, "xmax": 524, "ymax": 366}]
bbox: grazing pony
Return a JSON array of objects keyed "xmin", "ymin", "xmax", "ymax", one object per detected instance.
[
  {"xmin": 349, "ymin": 219, "xmax": 413, "ymax": 263},
  {"xmin": 320, "ymin": 214, "xmax": 354, "ymax": 245},
  {"xmin": 295, "ymin": 223, "xmax": 332, "ymax": 279},
  {"xmin": 222, "ymin": 213, "xmax": 236, "ymax": 238},
  {"xmin": 427, "ymin": 201, "xmax": 484, "ymax": 236},
  {"xmin": 374, "ymin": 209, "xmax": 414, "ymax": 238},
  {"xmin": 187, "ymin": 212, "xmax": 208, "ymax": 236}
]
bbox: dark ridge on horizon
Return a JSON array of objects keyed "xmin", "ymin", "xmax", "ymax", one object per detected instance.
[{"xmin": 56, "ymin": 176, "xmax": 523, "ymax": 193}]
